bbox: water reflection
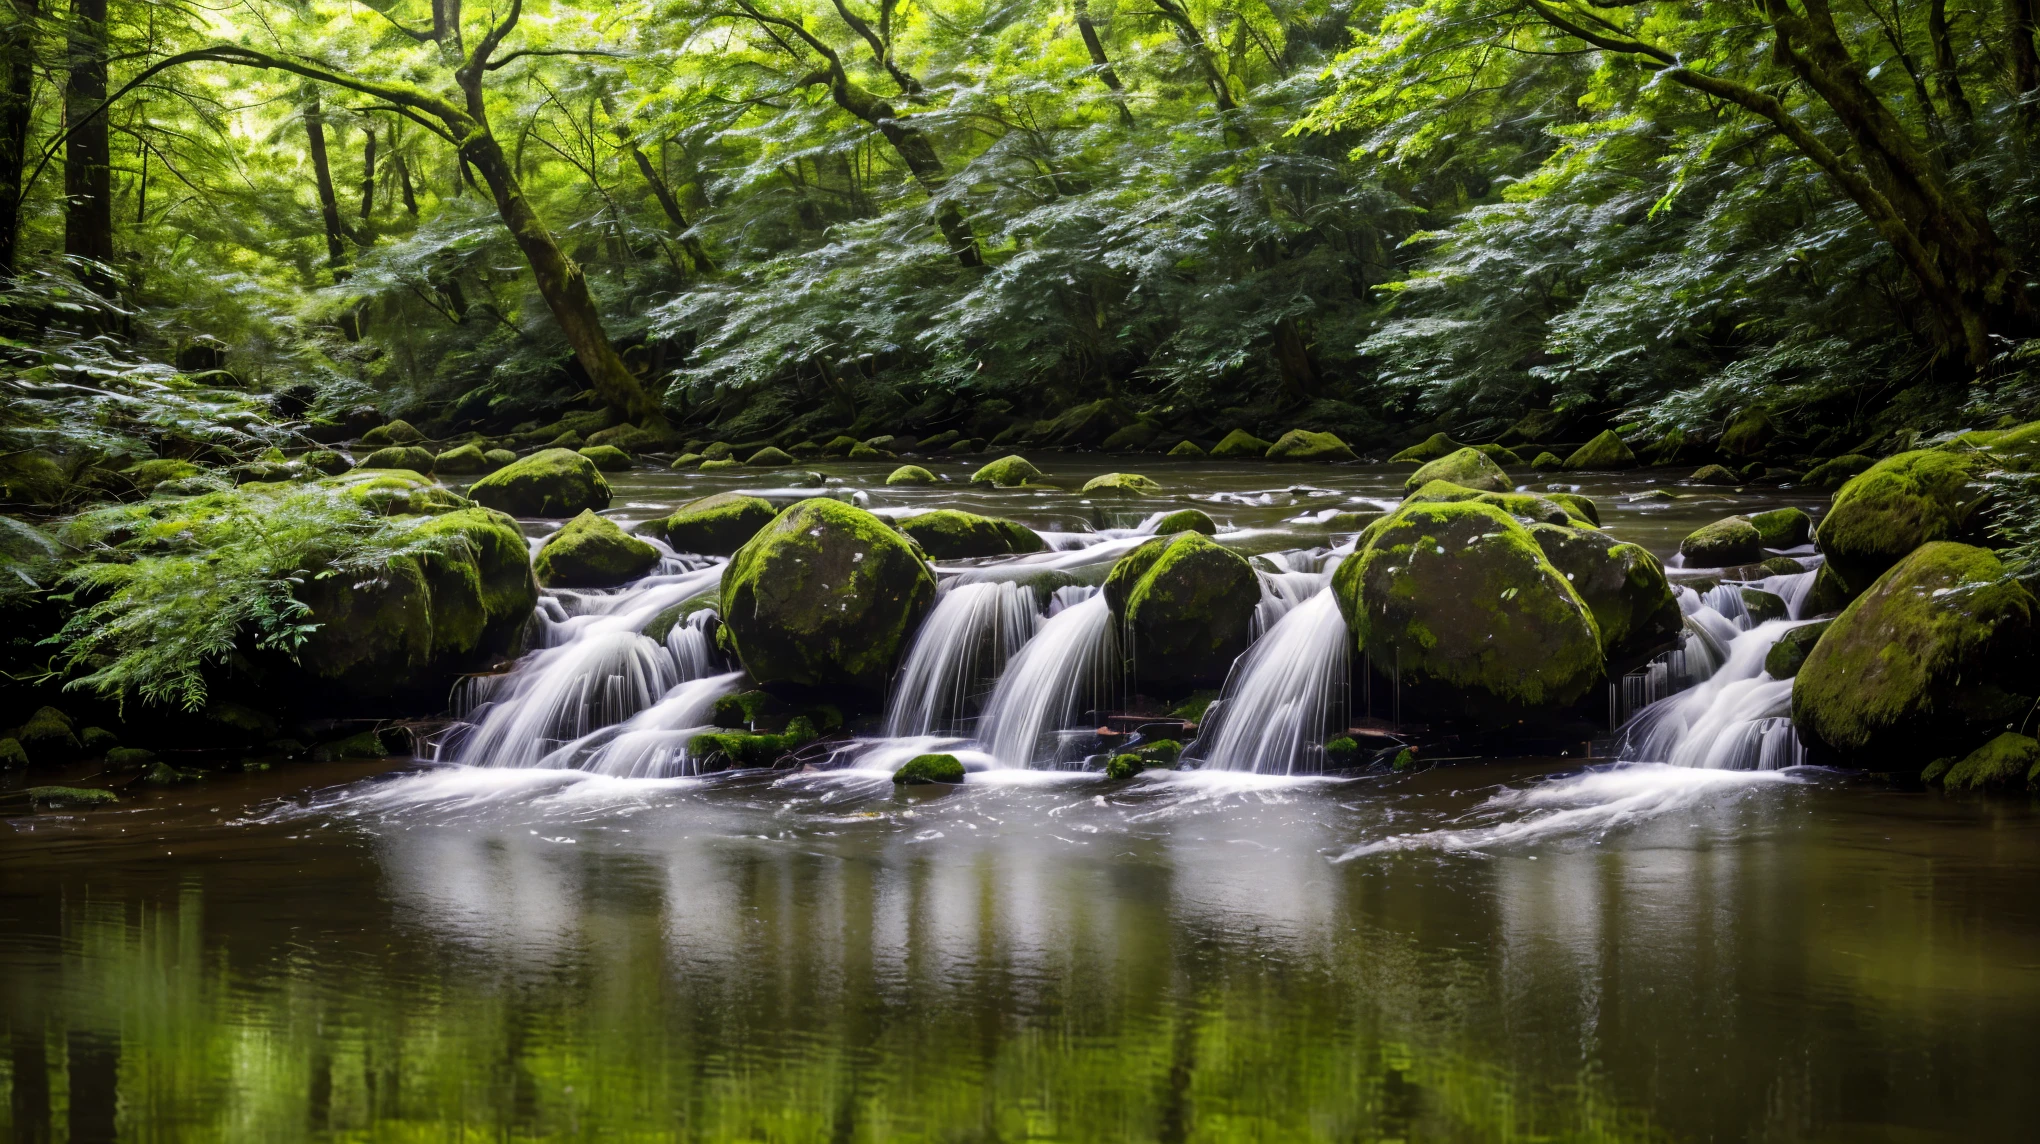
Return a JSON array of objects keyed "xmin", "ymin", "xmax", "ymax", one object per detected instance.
[{"xmin": 6, "ymin": 764, "xmax": 2040, "ymax": 1140}]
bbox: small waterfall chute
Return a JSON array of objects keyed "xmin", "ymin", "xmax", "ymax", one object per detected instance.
[
  {"xmin": 1618, "ymin": 619, "xmax": 1807, "ymax": 770},
  {"xmin": 977, "ymin": 589, "xmax": 1120, "ymax": 767},
  {"xmin": 534, "ymin": 671, "xmax": 746, "ymax": 778},
  {"xmin": 884, "ymin": 580, "xmax": 1041, "ymax": 737},
  {"xmin": 1187, "ymin": 585, "xmax": 1350, "ymax": 775}
]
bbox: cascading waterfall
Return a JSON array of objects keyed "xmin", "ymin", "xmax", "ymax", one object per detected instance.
[
  {"xmin": 883, "ymin": 580, "xmax": 1041, "ymax": 737},
  {"xmin": 1186, "ymin": 584, "xmax": 1350, "ymax": 774},
  {"xmin": 976, "ymin": 588, "xmax": 1120, "ymax": 767},
  {"xmin": 1252, "ymin": 550, "xmax": 1332, "ymax": 636},
  {"xmin": 529, "ymin": 671, "xmax": 746, "ymax": 778},
  {"xmin": 1618, "ymin": 618, "xmax": 1807, "ymax": 770}
]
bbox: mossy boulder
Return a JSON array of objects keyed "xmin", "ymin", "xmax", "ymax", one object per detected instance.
[
  {"xmin": 482, "ymin": 448, "xmax": 517, "ymax": 469},
  {"xmin": 1151, "ymin": 508, "xmax": 1217, "ymax": 535},
  {"xmin": 1105, "ymin": 753, "xmax": 1144, "ymax": 780},
  {"xmin": 1805, "ymin": 562, "xmax": 1853, "ymax": 615},
  {"xmin": 0, "ymin": 738, "xmax": 24, "ymax": 768},
  {"xmin": 689, "ymin": 719, "xmax": 819, "ymax": 771},
  {"xmin": 79, "ymin": 726, "xmax": 117, "ymax": 752},
  {"xmin": 404, "ymin": 507, "xmax": 539, "ymax": 661},
  {"xmin": 1266, "ymin": 430, "xmax": 1358, "ymax": 462},
  {"xmin": 894, "ymin": 753, "xmax": 966, "ymax": 785},
  {"xmin": 103, "ymin": 747, "xmax": 155, "ymax": 771},
  {"xmin": 747, "ymin": 446, "xmax": 797, "ymax": 467},
  {"xmin": 642, "ymin": 493, "xmax": 777, "ymax": 555},
  {"xmin": 534, "ymin": 510, "xmax": 659, "ymax": 588},
  {"xmin": 1564, "ymin": 430, "xmax": 1637, "ymax": 471},
  {"xmin": 1720, "ymin": 408, "xmax": 1776, "ymax": 456},
  {"xmin": 467, "ymin": 447, "xmax": 612, "ymax": 517},
  {"xmin": 1546, "ymin": 492, "xmax": 1600, "ymax": 526},
  {"xmin": 1764, "ymin": 620, "xmax": 1830, "ymax": 680},
  {"xmin": 432, "ymin": 444, "xmax": 489, "ymax": 474},
  {"xmin": 1816, "ymin": 449, "xmax": 1988, "ymax": 596},
  {"xmin": 360, "ymin": 446, "xmax": 436, "ymax": 474},
  {"xmin": 1933, "ymin": 733, "xmax": 2040, "ymax": 792},
  {"xmin": 1467, "ymin": 444, "xmax": 1518, "ymax": 467},
  {"xmin": 720, "ymin": 498, "xmax": 938, "ymax": 703},
  {"xmin": 700, "ymin": 458, "xmax": 744, "ymax": 471},
  {"xmin": 1167, "ymin": 439, "xmax": 1206, "ymax": 457},
  {"xmin": 1741, "ymin": 588, "xmax": 1788, "ymax": 624},
  {"xmin": 1984, "ymin": 421, "xmax": 2040, "ymax": 468},
  {"xmin": 1528, "ymin": 524, "xmax": 1680, "ymax": 669},
  {"xmin": 1529, "ymin": 451, "xmax": 1563, "ymax": 471},
  {"xmin": 1747, "ymin": 506, "xmax": 1812, "ymax": 548},
  {"xmin": 896, "ymin": 509, "xmax": 1046, "ymax": 559},
  {"xmin": 668, "ymin": 453, "xmax": 704, "ymax": 470},
  {"xmin": 327, "ymin": 469, "xmax": 468, "ymax": 516},
  {"xmin": 1760, "ymin": 556, "xmax": 1808, "ymax": 576},
  {"xmin": 1793, "ymin": 543, "xmax": 2038, "ymax": 767},
  {"xmin": 1802, "ymin": 454, "xmax": 1875, "ymax": 488},
  {"xmin": 971, "ymin": 455, "xmax": 1041, "ymax": 487},
  {"xmin": 1210, "ymin": 429, "xmax": 1274, "ymax": 458},
  {"xmin": 24, "ymin": 786, "xmax": 117, "ymax": 808},
  {"xmin": 1082, "ymin": 472, "xmax": 1161, "ymax": 495},
  {"xmin": 887, "ymin": 465, "xmax": 937, "ymax": 486},
  {"xmin": 577, "ymin": 445, "xmax": 633, "ymax": 472},
  {"xmin": 702, "ymin": 442, "xmax": 736, "ymax": 460},
  {"xmin": 1403, "ymin": 480, "xmax": 1570, "ymax": 525},
  {"xmin": 1679, "ymin": 516, "xmax": 1762, "ymax": 567},
  {"xmin": 821, "ymin": 435, "xmax": 861, "ymax": 457},
  {"xmin": 1690, "ymin": 464, "xmax": 1740, "ymax": 485},
  {"xmin": 1404, "ymin": 448, "xmax": 1509, "ymax": 493},
  {"xmin": 847, "ymin": 443, "xmax": 888, "ymax": 460},
  {"xmin": 13, "ymin": 707, "xmax": 81, "ymax": 765},
  {"xmin": 1103, "ymin": 532, "xmax": 1259, "ymax": 693},
  {"xmin": 1333, "ymin": 501, "xmax": 1603, "ymax": 718},
  {"xmin": 1100, "ymin": 422, "xmax": 1161, "ymax": 452},
  {"xmin": 360, "ymin": 419, "xmax": 424, "ymax": 447},
  {"xmin": 1388, "ymin": 433, "xmax": 1464, "ymax": 463}
]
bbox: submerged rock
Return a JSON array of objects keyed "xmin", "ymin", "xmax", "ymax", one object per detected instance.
[
  {"xmin": 1104, "ymin": 532, "xmax": 1259, "ymax": 693},
  {"xmin": 1528, "ymin": 524, "xmax": 1680, "ymax": 669},
  {"xmin": 642, "ymin": 493, "xmax": 777, "ymax": 555},
  {"xmin": 971, "ymin": 454, "xmax": 1041, "ymax": 487},
  {"xmin": 1150, "ymin": 508, "xmax": 1217, "ymax": 535},
  {"xmin": 1793, "ymin": 542, "xmax": 2037, "ymax": 767},
  {"xmin": 1081, "ymin": 472, "xmax": 1161, "ymax": 495},
  {"xmin": 1816, "ymin": 449, "xmax": 1988, "ymax": 596},
  {"xmin": 896, "ymin": 509, "xmax": 1046, "ymax": 559},
  {"xmin": 1404, "ymin": 448, "xmax": 1509, "ymax": 493},
  {"xmin": 1210, "ymin": 429, "xmax": 1274, "ymax": 458},
  {"xmin": 1564, "ymin": 430, "xmax": 1637, "ymax": 471},
  {"xmin": 1334, "ymin": 501, "xmax": 1603, "ymax": 718},
  {"xmin": 1679, "ymin": 516, "xmax": 1762, "ymax": 566},
  {"xmin": 894, "ymin": 753, "xmax": 965, "ymax": 785},
  {"xmin": 467, "ymin": 448, "xmax": 612, "ymax": 517},
  {"xmin": 720, "ymin": 498, "xmax": 937, "ymax": 703},
  {"xmin": 1388, "ymin": 433, "xmax": 1465, "ymax": 463},
  {"xmin": 1266, "ymin": 430, "xmax": 1357, "ymax": 462},
  {"xmin": 534, "ymin": 510, "xmax": 659, "ymax": 588}
]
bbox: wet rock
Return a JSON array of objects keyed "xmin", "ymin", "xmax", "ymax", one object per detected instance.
[
  {"xmin": 846, "ymin": 443, "xmax": 887, "ymax": 460},
  {"xmin": 303, "ymin": 450, "xmax": 352, "ymax": 476},
  {"xmin": 467, "ymin": 448, "xmax": 612, "ymax": 517},
  {"xmin": 359, "ymin": 419, "xmax": 424, "ymax": 447},
  {"xmin": 534, "ymin": 510, "xmax": 659, "ymax": 588},
  {"xmin": 1167, "ymin": 440, "xmax": 1206, "ymax": 457},
  {"xmin": 1763, "ymin": 620, "xmax": 1829, "ymax": 680},
  {"xmin": 1529, "ymin": 451, "xmax": 1562, "ymax": 471},
  {"xmin": 971, "ymin": 455, "xmax": 1042, "ymax": 487},
  {"xmin": 1748, "ymin": 506, "xmax": 1811, "ymax": 548},
  {"xmin": 1404, "ymin": 448, "xmax": 1509, "ymax": 493},
  {"xmin": 1104, "ymin": 753, "xmax": 1143, "ymax": 780},
  {"xmin": 1151, "ymin": 508, "xmax": 1217, "ymax": 535},
  {"xmin": 1794, "ymin": 542, "xmax": 2038, "ymax": 767},
  {"xmin": 1760, "ymin": 556, "xmax": 1807, "ymax": 576},
  {"xmin": 1690, "ymin": 464, "xmax": 1739, "ymax": 485},
  {"xmin": 1104, "ymin": 533, "xmax": 1259, "ymax": 693},
  {"xmin": 700, "ymin": 458, "xmax": 744, "ymax": 471},
  {"xmin": 747, "ymin": 446, "xmax": 797, "ymax": 467},
  {"xmin": 894, "ymin": 753, "xmax": 965, "ymax": 784},
  {"xmin": 1564, "ymin": 430, "xmax": 1637, "ymax": 471},
  {"xmin": 14, "ymin": 707, "xmax": 81, "ymax": 764},
  {"xmin": 1816, "ymin": 449, "xmax": 1988, "ymax": 596},
  {"xmin": 577, "ymin": 445, "xmax": 633, "ymax": 472},
  {"xmin": 1404, "ymin": 480, "xmax": 1570, "ymax": 525},
  {"xmin": 103, "ymin": 747, "xmax": 156, "ymax": 770},
  {"xmin": 1529, "ymin": 523, "xmax": 1681, "ymax": 669},
  {"xmin": 1802, "ymin": 454, "xmax": 1875, "ymax": 488},
  {"xmin": 668, "ymin": 453, "xmax": 704, "ymax": 470},
  {"xmin": 585, "ymin": 424, "xmax": 669, "ymax": 454},
  {"xmin": 1741, "ymin": 588, "xmax": 1788, "ymax": 624},
  {"xmin": 895, "ymin": 509, "xmax": 1045, "ymax": 559},
  {"xmin": 311, "ymin": 730, "xmax": 392, "ymax": 762},
  {"xmin": 1210, "ymin": 429, "xmax": 1274, "ymax": 458},
  {"xmin": 483, "ymin": 448, "xmax": 517, "ymax": 468},
  {"xmin": 887, "ymin": 465, "xmax": 937, "ymax": 486},
  {"xmin": 78, "ymin": 726, "xmax": 117, "ymax": 752},
  {"xmin": 1930, "ymin": 733, "xmax": 2040, "ymax": 792},
  {"xmin": 25, "ymin": 786, "xmax": 117, "ymax": 808},
  {"xmin": 0, "ymin": 737, "xmax": 25, "ymax": 768},
  {"xmin": 1334, "ymin": 501, "xmax": 1603, "ymax": 718},
  {"xmin": 689, "ymin": 718, "xmax": 819, "ymax": 769},
  {"xmin": 431, "ymin": 443, "xmax": 488, "ymax": 475},
  {"xmin": 359, "ymin": 446, "xmax": 435, "ymax": 474},
  {"xmin": 1547, "ymin": 492, "xmax": 1600, "ymax": 526},
  {"xmin": 1679, "ymin": 516, "xmax": 1763, "ymax": 567},
  {"xmin": 1388, "ymin": 432, "xmax": 1465, "ymax": 463},
  {"xmin": 1266, "ymin": 430, "xmax": 1358, "ymax": 462},
  {"xmin": 720, "ymin": 498, "xmax": 937, "ymax": 703},
  {"xmin": 1081, "ymin": 472, "xmax": 1161, "ymax": 495}
]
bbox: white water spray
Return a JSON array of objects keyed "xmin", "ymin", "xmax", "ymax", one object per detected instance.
[
  {"xmin": 977, "ymin": 589, "xmax": 1120, "ymax": 767},
  {"xmin": 884, "ymin": 580, "xmax": 1041, "ymax": 737},
  {"xmin": 1187, "ymin": 585, "xmax": 1349, "ymax": 775}
]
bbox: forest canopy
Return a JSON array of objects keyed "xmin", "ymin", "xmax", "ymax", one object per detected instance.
[{"xmin": 2, "ymin": 0, "xmax": 2039, "ymax": 483}]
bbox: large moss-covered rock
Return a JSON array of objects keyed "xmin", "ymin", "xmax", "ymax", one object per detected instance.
[
  {"xmin": 896, "ymin": 509, "xmax": 1046, "ymax": 559},
  {"xmin": 360, "ymin": 419, "xmax": 424, "ymax": 447},
  {"xmin": 1529, "ymin": 451, "xmax": 1562, "ymax": 471},
  {"xmin": 1748, "ymin": 506, "xmax": 1812, "ymax": 548},
  {"xmin": 1793, "ymin": 543, "xmax": 2038, "ymax": 767},
  {"xmin": 747, "ymin": 446, "xmax": 797, "ymax": 467},
  {"xmin": 971, "ymin": 454, "xmax": 1041, "ymax": 487},
  {"xmin": 1266, "ymin": 430, "xmax": 1357, "ymax": 462},
  {"xmin": 1210, "ymin": 429, "xmax": 1274, "ymax": 458},
  {"xmin": 407, "ymin": 507, "xmax": 540, "ymax": 660},
  {"xmin": 1933, "ymin": 733, "xmax": 2040, "ymax": 792},
  {"xmin": 720, "ymin": 498, "xmax": 938, "ymax": 702},
  {"xmin": 1764, "ymin": 619, "xmax": 1830, "ymax": 680},
  {"xmin": 1803, "ymin": 454, "xmax": 1874, "ymax": 488},
  {"xmin": 894, "ymin": 753, "xmax": 965, "ymax": 785},
  {"xmin": 641, "ymin": 493, "xmax": 777, "ymax": 555},
  {"xmin": 1388, "ymin": 433, "xmax": 1464, "ymax": 463},
  {"xmin": 534, "ymin": 510, "xmax": 659, "ymax": 588},
  {"xmin": 1151, "ymin": 508, "xmax": 1217, "ymax": 535},
  {"xmin": 467, "ymin": 447, "xmax": 612, "ymax": 517},
  {"xmin": 360, "ymin": 446, "xmax": 436, "ymax": 474},
  {"xmin": 1680, "ymin": 516, "xmax": 1763, "ymax": 566},
  {"xmin": 1564, "ymin": 430, "xmax": 1637, "ymax": 471},
  {"xmin": 1816, "ymin": 449, "xmax": 1988, "ymax": 596},
  {"xmin": 13, "ymin": 707, "xmax": 81, "ymax": 765},
  {"xmin": 1333, "ymin": 501, "xmax": 1603, "ymax": 717},
  {"xmin": 327, "ymin": 469, "xmax": 468, "ymax": 516},
  {"xmin": 1547, "ymin": 492, "xmax": 1600, "ymax": 526},
  {"xmin": 1403, "ymin": 480, "xmax": 1570, "ymax": 525},
  {"xmin": 432, "ymin": 444, "xmax": 489, "ymax": 474},
  {"xmin": 1404, "ymin": 448, "xmax": 1509, "ymax": 493},
  {"xmin": 1528, "ymin": 524, "xmax": 1680, "ymax": 669},
  {"xmin": 1081, "ymin": 472, "xmax": 1161, "ymax": 495},
  {"xmin": 577, "ymin": 445, "xmax": 633, "ymax": 471},
  {"xmin": 887, "ymin": 465, "xmax": 937, "ymax": 486},
  {"xmin": 1103, "ymin": 532, "xmax": 1259, "ymax": 692},
  {"xmin": 1720, "ymin": 407, "xmax": 1776, "ymax": 456}
]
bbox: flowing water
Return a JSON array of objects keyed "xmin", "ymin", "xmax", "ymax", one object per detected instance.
[{"xmin": 11, "ymin": 458, "xmax": 2024, "ymax": 1141}]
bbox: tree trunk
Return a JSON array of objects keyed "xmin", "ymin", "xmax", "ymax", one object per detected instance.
[
  {"xmin": 599, "ymin": 90, "xmax": 716, "ymax": 272},
  {"xmin": 1075, "ymin": 0, "xmax": 1135, "ymax": 125},
  {"xmin": 459, "ymin": 129, "xmax": 660, "ymax": 423},
  {"xmin": 1271, "ymin": 315, "xmax": 1315, "ymax": 400},
  {"xmin": 812, "ymin": 71, "xmax": 981, "ymax": 266},
  {"xmin": 64, "ymin": 0, "xmax": 113, "ymax": 287},
  {"xmin": 359, "ymin": 121, "xmax": 376, "ymax": 221},
  {"xmin": 0, "ymin": 0, "xmax": 37, "ymax": 276},
  {"xmin": 302, "ymin": 93, "xmax": 348, "ymax": 267},
  {"xmin": 395, "ymin": 149, "xmax": 419, "ymax": 216}
]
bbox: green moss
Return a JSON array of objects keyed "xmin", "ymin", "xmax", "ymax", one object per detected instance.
[
  {"xmin": 407, "ymin": 506, "xmax": 538, "ymax": 654},
  {"xmin": 25, "ymin": 786, "xmax": 118, "ymax": 807},
  {"xmin": 482, "ymin": 448, "xmax": 517, "ymax": 469},
  {"xmin": 433, "ymin": 444, "xmax": 489, "ymax": 474},
  {"xmin": 1806, "ymin": 563, "xmax": 1852, "ymax": 614},
  {"xmin": 895, "ymin": 752, "xmax": 966, "ymax": 784},
  {"xmin": 1404, "ymin": 448, "xmax": 1509, "ymax": 493},
  {"xmin": 1529, "ymin": 451, "xmax": 1563, "ymax": 471},
  {"xmin": 327, "ymin": 469, "xmax": 468, "ymax": 516},
  {"xmin": 846, "ymin": 443, "xmax": 886, "ymax": 460},
  {"xmin": 1100, "ymin": 422, "xmax": 1161, "ymax": 452},
  {"xmin": 699, "ymin": 457, "xmax": 742, "ymax": 471},
  {"xmin": 1546, "ymin": 492, "xmax": 1600, "ymax": 526},
  {"xmin": 971, "ymin": 454, "xmax": 1041, "ymax": 486},
  {"xmin": 896, "ymin": 509, "xmax": 1045, "ymax": 559},
  {"xmin": 578, "ymin": 445, "xmax": 633, "ymax": 471},
  {"xmin": 1325, "ymin": 736, "xmax": 1359, "ymax": 766},
  {"xmin": 669, "ymin": 453, "xmax": 704, "ymax": 469},
  {"xmin": 1210, "ymin": 429, "xmax": 1274, "ymax": 458},
  {"xmin": 103, "ymin": 746, "xmax": 154, "ymax": 770},
  {"xmin": 1761, "ymin": 556, "xmax": 1807, "ymax": 576},
  {"xmin": 1103, "ymin": 532, "xmax": 1259, "ymax": 692},
  {"xmin": 714, "ymin": 689, "xmax": 793, "ymax": 731},
  {"xmin": 360, "ymin": 446, "xmax": 436, "ymax": 473},
  {"xmin": 468, "ymin": 448, "xmax": 612, "ymax": 517},
  {"xmin": 1679, "ymin": 516, "xmax": 1762, "ymax": 566},
  {"xmin": 534, "ymin": 510, "xmax": 659, "ymax": 588},
  {"xmin": 821, "ymin": 436, "xmax": 861, "ymax": 457},
  {"xmin": 689, "ymin": 720, "xmax": 819, "ymax": 770},
  {"xmin": 887, "ymin": 465, "xmax": 937, "ymax": 485},
  {"xmin": 1105, "ymin": 753, "xmax": 1144, "ymax": 780},
  {"xmin": 702, "ymin": 442, "xmax": 736, "ymax": 460},
  {"xmin": 125, "ymin": 458, "xmax": 204, "ymax": 490},
  {"xmin": 1741, "ymin": 588, "xmax": 1788, "ymax": 624},
  {"xmin": 1720, "ymin": 408, "xmax": 1776, "ymax": 456},
  {"xmin": 720, "ymin": 498, "xmax": 938, "ymax": 702},
  {"xmin": 1690, "ymin": 464, "xmax": 1739, "ymax": 485},
  {"xmin": 1137, "ymin": 739, "xmax": 1183, "ymax": 764},
  {"xmin": 360, "ymin": 419, "xmax": 423, "ymax": 447},
  {"xmin": 1168, "ymin": 439, "xmax": 1206, "ymax": 457},
  {"xmin": 1985, "ymin": 420, "xmax": 2040, "ymax": 468},
  {"xmin": 1938, "ymin": 733, "xmax": 2040, "ymax": 792},
  {"xmin": 1170, "ymin": 691, "xmax": 1219, "ymax": 721},
  {"xmin": 1817, "ymin": 449, "xmax": 1988, "ymax": 595},
  {"xmin": 0, "ymin": 737, "xmax": 24, "ymax": 768},
  {"xmin": 78, "ymin": 726, "xmax": 116, "ymax": 752},
  {"xmin": 1266, "ymin": 430, "xmax": 1358, "ymax": 461},
  {"xmin": 1763, "ymin": 620, "xmax": 1829, "ymax": 680},
  {"xmin": 14, "ymin": 706, "xmax": 81, "ymax": 764},
  {"xmin": 1793, "ymin": 542, "xmax": 2038, "ymax": 766},
  {"xmin": 1334, "ymin": 501, "xmax": 1604, "ymax": 715},
  {"xmin": 1564, "ymin": 430, "xmax": 1637, "ymax": 471},
  {"xmin": 1527, "ymin": 524, "xmax": 1679, "ymax": 667},
  {"xmin": 1802, "ymin": 454, "xmax": 1875, "ymax": 488},
  {"xmin": 1081, "ymin": 472, "xmax": 1161, "ymax": 494},
  {"xmin": 312, "ymin": 730, "xmax": 392, "ymax": 761},
  {"xmin": 1388, "ymin": 433, "xmax": 1464, "ymax": 463},
  {"xmin": 1747, "ymin": 507, "xmax": 1811, "ymax": 548},
  {"xmin": 1151, "ymin": 508, "xmax": 1217, "ymax": 535},
  {"xmin": 644, "ymin": 492, "xmax": 778, "ymax": 555},
  {"xmin": 1472, "ymin": 443, "xmax": 1522, "ymax": 466},
  {"xmin": 747, "ymin": 446, "xmax": 797, "ymax": 467},
  {"xmin": 295, "ymin": 556, "xmax": 435, "ymax": 694}
]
